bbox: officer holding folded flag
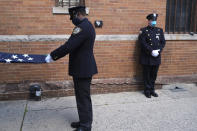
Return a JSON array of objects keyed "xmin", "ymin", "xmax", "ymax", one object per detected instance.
[
  {"xmin": 139, "ymin": 13, "xmax": 166, "ymax": 98},
  {"xmin": 45, "ymin": 6, "xmax": 97, "ymax": 131}
]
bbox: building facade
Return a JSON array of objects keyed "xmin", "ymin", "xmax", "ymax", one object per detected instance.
[{"xmin": 0, "ymin": 0, "xmax": 196, "ymax": 100}]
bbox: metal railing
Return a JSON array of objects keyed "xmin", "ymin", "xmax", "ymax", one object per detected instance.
[{"xmin": 165, "ymin": 0, "xmax": 197, "ymax": 34}]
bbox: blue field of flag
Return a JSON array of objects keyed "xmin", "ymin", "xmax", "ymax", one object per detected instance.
[{"xmin": 0, "ymin": 52, "xmax": 46, "ymax": 64}]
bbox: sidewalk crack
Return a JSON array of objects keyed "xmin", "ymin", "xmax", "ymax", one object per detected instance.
[{"xmin": 20, "ymin": 101, "xmax": 28, "ymax": 131}]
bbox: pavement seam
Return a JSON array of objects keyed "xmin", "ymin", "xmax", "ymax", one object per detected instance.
[
  {"xmin": 28, "ymin": 96, "xmax": 197, "ymax": 112},
  {"xmin": 20, "ymin": 101, "xmax": 28, "ymax": 131},
  {"xmin": 30, "ymin": 106, "xmax": 76, "ymax": 111},
  {"xmin": 27, "ymin": 100, "xmax": 176, "ymax": 111}
]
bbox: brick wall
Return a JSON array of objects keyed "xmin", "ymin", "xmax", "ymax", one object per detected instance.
[
  {"xmin": 160, "ymin": 41, "xmax": 197, "ymax": 76},
  {"xmin": 0, "ymin": 0, "xmax": 196, "ymax": 96},
  {"xmin": 0, "ymin": 0, "xmax": 166, "ymax": 35},
  {"xmin": 0, "ymin": 40, "xmax": 197, "ymax": 83}
]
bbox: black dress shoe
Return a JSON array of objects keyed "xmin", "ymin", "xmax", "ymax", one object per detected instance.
[
  {"xmin": 151, "ymin": 92, "xmax": 158, "ymax": 97},
  {"xmin": 144, "ymin": 91, "xmax": 151, "ymax": 98},
  {"xmin": 74, "ymin": 126, "xmax": 91, "ymax": 131},
  {"xmin": 71, "ymin": 122, "xmax": 80, "ymax": 128}
]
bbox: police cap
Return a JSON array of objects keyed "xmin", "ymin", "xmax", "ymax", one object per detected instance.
[
  {"xmin": 146, "ymin": 13, "xmax": 158, "ymax": 21},
  {"xmin": 68, "ymin": 6, "xmax": 86, "ymax": 20}
]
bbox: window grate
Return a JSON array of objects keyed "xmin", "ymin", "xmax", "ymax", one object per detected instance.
[
  {"xmin": 165, "ymin": 0, "xmax": 197, "ymax": 34},
  {"xmin": 56, "ymin": 0, "xmax": 85, "ymax": 7}
]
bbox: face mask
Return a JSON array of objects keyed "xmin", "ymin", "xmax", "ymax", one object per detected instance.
[
  {"xmin": 151, "ymin": 21, "xmax": 157, "ymax": 27},
  {"xmin": 72, "ymin": 17, "xmax": 81, "ymax": 26}
]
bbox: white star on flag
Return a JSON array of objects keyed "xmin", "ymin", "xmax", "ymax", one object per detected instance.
[
  {"xmin": 17, "ymin": 59, "xmax": 24, "ymax": 62},
  {"xmin": 23, "ymin": 54, "xmax": 29, "ymax": 57},
  {"xmin": 28, "ymin": 57, "xmax": 33, "ymax": 61},
  {"xmin": 5, "ymin": 59, "xmax": 12, "ymax": 63},
  {"xmin": 12, "ymin": 55, "xmax": 18, "ymax": 59}
]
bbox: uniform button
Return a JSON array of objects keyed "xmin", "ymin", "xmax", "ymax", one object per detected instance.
[
  {"xmin": 150, "ymin": 39, "xmax": 151, "ymax": 40},
  {"xmin": 151, "ymin": 43, "xmax": 153, "ymax": 45},
  {"xmin": 148, "ymin": 34, "xmax": 150, "ymax": 36}
]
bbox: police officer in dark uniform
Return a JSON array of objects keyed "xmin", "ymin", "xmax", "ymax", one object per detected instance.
[
  {"xmin": 139, "ymin": 13, "xmax": 166, "ymax": 98},
  {"xmin": 45, "ymin": 6, "xmax": 97, "ymax": 131}
]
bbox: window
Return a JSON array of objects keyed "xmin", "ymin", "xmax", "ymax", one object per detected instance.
[
  {"xmin": 53, "ymin": 0, "xmax": 87, "ymax": 14},
  {"xmin": 165, "ymin": 0, "xmax": 197, "ymax": 34},
  {"xmin": 55, "ymin": 0, "xmax": 85, "ymax": 7}
]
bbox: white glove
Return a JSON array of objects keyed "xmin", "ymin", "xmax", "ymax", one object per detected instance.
[
  {"xmin": 45, "ymin": 54, "xmax": 54, "ymax": 63},
  {"xmin": 151, "ymin": 50, "xmax": 160, "ymax": 57}
]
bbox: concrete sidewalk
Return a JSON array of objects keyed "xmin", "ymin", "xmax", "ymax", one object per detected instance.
[{"xmin": 0, "ymin": 83, "xmax": 197, "ymax": 131}]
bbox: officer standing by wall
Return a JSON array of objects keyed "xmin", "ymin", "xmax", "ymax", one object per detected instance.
[
  {"xmin": 139, "ymin": 13, "xmax": 166, "ymax": 98},
  {"xmin": 45, "ymin": 6, "xmax": 97, "ymax": 131}
]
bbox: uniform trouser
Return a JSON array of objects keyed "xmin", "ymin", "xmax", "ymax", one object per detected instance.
[
  {"xmin": 142, "ymin": 65, "xmax": 159, "ymax": 93},
  {"xmin": 73, "ymin": 77, "xmax": 93, "ymax": 129}
]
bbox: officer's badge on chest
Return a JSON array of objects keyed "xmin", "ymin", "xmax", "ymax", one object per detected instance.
[
  {"xmin": 156, "ymin": 33, "xmax": 160, "ymax": 40},
  {"xmin": 72, "ymin": 27, "xmax": 82, "ymax": 35}
]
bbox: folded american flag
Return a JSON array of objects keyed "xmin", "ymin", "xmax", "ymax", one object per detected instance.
[{"xmin": 0, "ymin": 52, "xmax": 46, "ymax": 64}]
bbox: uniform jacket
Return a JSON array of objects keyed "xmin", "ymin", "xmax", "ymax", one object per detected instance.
[
  {"xmin": 139, "ymin": 26, "xmax": 166, "ymax": 65},
  {"xmin": 50, "ymin": 18, "xmax": 98, "ymax": 77}
]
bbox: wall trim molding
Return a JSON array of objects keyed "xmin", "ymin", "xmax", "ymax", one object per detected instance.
[
  {"xmin": 41, "ymin": 75, "xmax": 197, "ymax": 85},
  {"xmin": 52, "ymin": 7, "xmax": 90, "ymax": 14},
  {"xmin": 91, "ymin": 74, "xmax": 197, "ymax": 85},
  {"xmin": 0, "ymin": 34, "xmax": 196, "ymax": 42}
]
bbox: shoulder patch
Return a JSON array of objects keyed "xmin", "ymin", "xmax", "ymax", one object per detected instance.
[{"xmin": 72, "ymin": 27, "xmax": 82, "ymax": 35}]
